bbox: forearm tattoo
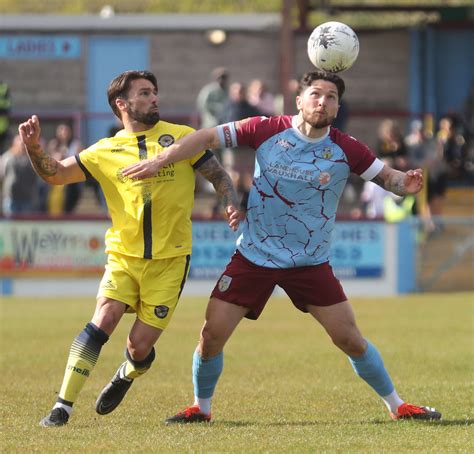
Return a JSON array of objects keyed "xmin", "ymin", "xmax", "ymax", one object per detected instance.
[
  {"xmin": 198, "ymin": 158, "xmax": 239, "ymax": 207},
  {"xmin": 27, "ymin": 143, "xmax": 59, "ymax": 179},
  {"xmin": 371, "ymin": 171, "xmax": 406, "ymax": 196}
]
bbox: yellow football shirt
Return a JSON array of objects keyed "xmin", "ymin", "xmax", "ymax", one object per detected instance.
[{"xmin": 76, "ymin": 121, "xmax": 211, "ymax": 259}]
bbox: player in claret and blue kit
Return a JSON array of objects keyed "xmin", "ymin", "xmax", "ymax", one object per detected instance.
[{"xmin": 123, "ymin": 69, "xmax": 442, "ymax": 423}]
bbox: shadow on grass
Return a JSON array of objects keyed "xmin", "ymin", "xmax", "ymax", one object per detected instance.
[
  {"xmin": 371, "ymin": 418, "xmax": 474, "ymax": 427},
  {"xmin": 214, "ymin": 418, "xmax": 474, "ymax": 427},
  {"xmin": 216, "ymin": 420, "xmax": 319, "ymax": 427}
]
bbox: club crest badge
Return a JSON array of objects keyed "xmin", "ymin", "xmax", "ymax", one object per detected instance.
[
  {"xmin": 218, "ymin": 275, "xmax": 232, "ymax": 292},
  {"xmin": 154, "ymin": 305, "xmax": 169, "ymax": 319},
  {"xmin": 158, "ymin": 134, "xmax": 175, "ymax": 147},
  {"xmin": 322, "ymin": 147, "xmax": 333, "ymax": 159}
]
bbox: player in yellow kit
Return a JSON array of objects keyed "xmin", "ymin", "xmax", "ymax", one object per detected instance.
[{"xmin": 18, "ymin": 70, "xmax": 241, "ymax": 427}]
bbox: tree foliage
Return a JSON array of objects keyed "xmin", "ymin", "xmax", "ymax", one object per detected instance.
[{"xmin": 0, "ymin": 0, "xmax": 471, "ymax": 15}]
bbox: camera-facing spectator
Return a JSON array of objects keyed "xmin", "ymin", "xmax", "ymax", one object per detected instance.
[{"xmin": 1, "ymin": 134, "xmax": 39, "ymax": 217}]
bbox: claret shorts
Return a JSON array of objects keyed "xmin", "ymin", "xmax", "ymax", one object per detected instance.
[{"xmin": 211, "ymin": 250, "xmax": 347, "ymax": 320}]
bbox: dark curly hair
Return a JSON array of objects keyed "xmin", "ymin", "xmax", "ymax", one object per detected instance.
[
  {"xmin": 298, "ymin": 70, "xmax": 345, "ymax": 100},
  {"xmin": 107, "ymin": 70, "xmax": 158, "ymax": 119}
]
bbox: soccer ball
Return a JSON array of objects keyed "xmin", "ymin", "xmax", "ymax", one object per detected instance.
[{"xmin": 307, "ymin": 21, "xmax": 359, "ymax": 73}]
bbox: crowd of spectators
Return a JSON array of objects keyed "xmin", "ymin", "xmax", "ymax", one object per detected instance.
[
  {"xmin": 358, "ymin": 110, "xmax": 473, "ymax": 233},
  {"xmin": 0, "ymin": 121, "xmax": 106, "ymax": 218},
  {"xmin": 1, "ymin": 73, "xmax": 473, "ymax": 222}
]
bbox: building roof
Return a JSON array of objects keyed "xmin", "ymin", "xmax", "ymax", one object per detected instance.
[{"xmin": 0, "ymin": 13, "xmax": 281, "ymax": 32}]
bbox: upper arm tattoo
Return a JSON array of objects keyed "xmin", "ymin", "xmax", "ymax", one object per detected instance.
[{"xmin": 197, "ymin": 157, "xmax": 238, "ymax": 207}]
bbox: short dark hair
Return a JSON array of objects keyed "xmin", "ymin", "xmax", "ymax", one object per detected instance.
[
  {"xmin": 298, "ymin": 70, "xmax": 345, "ymax": 100},
  {"xmin": 107, "ymin": 70, "xmax": 158, "ymax": 119}
]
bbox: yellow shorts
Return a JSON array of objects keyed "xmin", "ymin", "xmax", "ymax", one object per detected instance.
[{"xmin": 97, "ymin": 252, "xmax": 190, "ymax": 330}]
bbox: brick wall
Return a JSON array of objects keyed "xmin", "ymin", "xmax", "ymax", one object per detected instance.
[{"xmin": 2, "ymin": 28, "xmax": 410, "ymax": 149}]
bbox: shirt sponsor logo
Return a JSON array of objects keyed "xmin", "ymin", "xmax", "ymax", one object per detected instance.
[
  {"xmin": 267, "ymin": 162, "xmax": 316, "ymax": 182},
  {"xmin": 154, "ymin": 305, "xmax": 169, "ymax": 319},
  {"xmin": 158, "ymin": 134, "xmax": 175, "ymax": 147},
  {"xmin": 218, "ymin": 275, "xmax": 232, "ymax": 292},
  {"xmin": 111, "ymin": 146, "xmax": 125, "ymax": 153}
]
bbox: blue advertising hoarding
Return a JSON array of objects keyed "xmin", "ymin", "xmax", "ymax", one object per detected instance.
[
  {"xmin": 330, "ymin": 222, "xmax": 384, "ymax": 278},
  {"xmin": 189, "ymin": 221, "xmax": 238, "ymax": 278},
  {"xmin": 190, "ymin": 221, "xmax": 384, "ymax": 279}
]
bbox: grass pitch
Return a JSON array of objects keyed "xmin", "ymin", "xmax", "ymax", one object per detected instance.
[{"xmin": 1, "ymin": 292, "xmax": 473, "ymax": 453}]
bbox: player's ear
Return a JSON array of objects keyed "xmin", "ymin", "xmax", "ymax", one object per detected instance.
[
  {"xmin": 296, "ymin": 95, "xmax": 302, "ymax": 110},
  {"xmin": 116, "ymin": 97, "xmax": 127, "ymax": 113}
]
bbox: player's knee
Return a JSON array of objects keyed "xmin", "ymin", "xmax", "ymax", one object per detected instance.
[
  {"xmin": 331, "ymin": 332, "xmax": 365, "ymax": 356},
  {"xmin": 126, "ymin": 339, "xmax": 154, "ymax": 361},
  {"xmin": 199, "ymin": 325, "xmax": 223, "ymax": 358},
  {"xmin": 92, "ymin": 298, "xmax": 125, "ymax": 333}
]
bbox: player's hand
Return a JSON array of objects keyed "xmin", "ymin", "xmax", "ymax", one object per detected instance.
[
  {"xmin": 404, "ymin": 168, "xmax": 423, "ymax": 194},
  {"xmin": 122, "ymin": 155, "xmax": 166, "ymax": 179},
  {"xmin": 18, "ymin": 115, "xmax": 41, "ymax": 148},
  {"xmin": 225, "ymin": 205, "xmax": 244, "ymax": 232}
]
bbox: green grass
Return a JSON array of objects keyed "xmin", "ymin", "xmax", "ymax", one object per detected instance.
[{"xmin": 1, "ymin": 293, "xmax": 473, "ymax": 452}]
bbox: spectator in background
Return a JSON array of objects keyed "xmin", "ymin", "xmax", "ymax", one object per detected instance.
[
  {"xmin": 0, "ymin": 80, "xmax": 12, "ymax": 154},
  {"xmin": 218, "ymin": 82, "xmax": 262, "ymax": 211},
  {"xmin": 376, "ymin": 119, "xmax": 408, "ymax": 171},
  {"xmin": 247, "ymin": 79, "xmax": 275, "ymax": 116},
  {"xmin": 195, "ymin": 68, "xmax": 230, "ymax": 200},
  {"xmin": 196, "ymin": 67, "xmax": 229, "ymax": 129},
  {"xmin": 360, "ymin": 158, "xmax": 416, "ymax": 224},
  {"xmin": 274, "ymin": 78, "xmax": 299, "ymax": 115},
  {"xmin": 436, "ymin": 114, "xmax": 465, "ymax": 181},
  {"xmin": 219, "ymin": 82, "xmax": 262, "ymax": 124},
  {"xmin": 461, "ymin": 82, "xmax": 474, "ymax": 183},
  {"xmin": 0, "ymin": 134, "xmax": 39, "ymax": 217},
  {"xmin": 220, "ymin": 82, "xmax": 262, "ymax": 170},
  {"xmin": 404, "ymin": 118, "xmax": 444, "ymax": 232},
  {"xmin": 47, "ymin": 123, "xmax": 83, "ymax": 214}
]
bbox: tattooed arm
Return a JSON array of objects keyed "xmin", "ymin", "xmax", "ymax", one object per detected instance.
[
  {"xmin": 371, "ymin": 164, "xmax": 423, "ymax": 196},
  {"xmin": 18, "ymin": 115, "xmax": 86, "ymax": 185},
  {"xmin": 197, "ymin": 155, "xmax": 243, "ymax": 231}
]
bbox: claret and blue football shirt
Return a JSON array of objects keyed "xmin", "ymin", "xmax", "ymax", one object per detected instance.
[{"xmin": 217, "ymin": 115, "xmax": 383, "ymax": 268}]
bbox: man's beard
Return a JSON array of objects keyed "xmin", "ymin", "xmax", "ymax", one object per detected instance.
[
  {"xmin": 303, "ymin": 111, "xmax": 335, "ymax": 129},
  {"xmin": 128, "ymin": 106, "xmax": 160, "ymax": 126}
]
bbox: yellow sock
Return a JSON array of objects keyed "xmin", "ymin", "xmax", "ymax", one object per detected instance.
[
  {"xmin": 57, "ymin": 323, "xmax": 108, "ymax": 405},
  {"xmin": 121, "ymin": 347, "xmax": 156, "ymax": 380}
]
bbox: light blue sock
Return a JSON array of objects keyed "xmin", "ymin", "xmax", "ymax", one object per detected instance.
[
  {"xmin": 193, "ymin": 350, "xmax": 223, "ymax": 399},
  {"xmin": 349, "ymin": 340, "xmax": 394, "ymax": 397}
]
